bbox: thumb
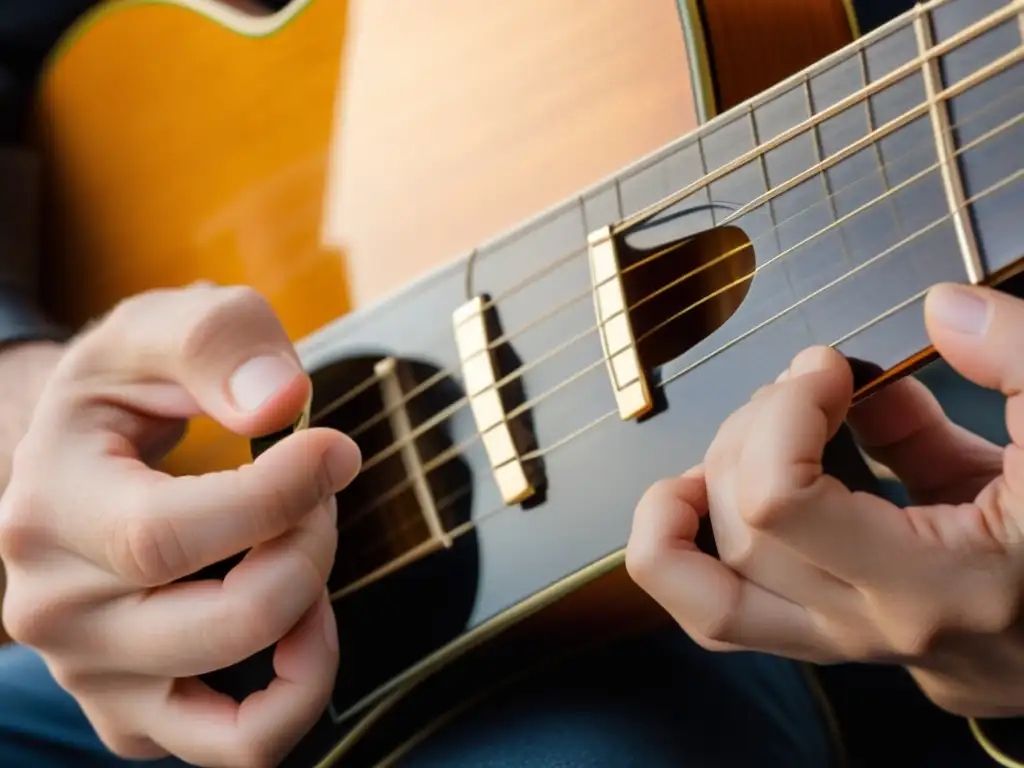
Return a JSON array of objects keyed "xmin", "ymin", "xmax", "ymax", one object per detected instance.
[
  {"xmin": 73, "ymin": 284, "xmax": 312, "ymax": 437},
  {"xmin": 925, "ymin": 284, "xmax": 1024, "ymax": 447}
]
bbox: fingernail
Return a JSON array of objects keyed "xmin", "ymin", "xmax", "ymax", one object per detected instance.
[
  {"xmin": 929, "ymin": 284, "xmax": 990, "ymax": 335},
  {"xmin": 229, "ymin": 355, "xmax": 300, "ymax": 411},
  {"xmin": 789, "ymin": 346, "xmax": 833, "ymax": 377},
  {"xmin": 322, "ymin": 598, "xmax": 338, "ymax": 652}
]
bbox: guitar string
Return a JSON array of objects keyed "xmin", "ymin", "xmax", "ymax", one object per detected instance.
[
  {"xmin": 331, "ymin": 154, "xmax": 1021, "ymax": 550},
  {"xmin": 329, "ymin": 92, "xmax": 1023, "ymax": 489},
  {"xmin": 312, "ymin": 51, "xmax": 1023, "ymax": 462},
  {"xmin": 322, "ymin": 94, "xmax": 1023, "ymax": 543},
  {"xmin": 306, "ymin": 1, "xmax": 1017, "ymax": 431},
  {"xmin": 327, "ymin": 163, "xmax": 1024, "ymax": 585},
  {"xmin": 611, "ymin": 0, "xmax": 1022, "ymax": 233}
]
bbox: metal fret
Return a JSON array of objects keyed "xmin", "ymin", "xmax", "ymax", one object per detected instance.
[
  {"xmin": 749, "ymin": 105, "xmax": 779, "ymax": 241},
  {"xmin": 613, "ymin": 0, "xmax": 1020, "ymax": 236},
  {"xmin": 856, "ymin": 44, "xmax": 903, "ymax": 234},
  {"xmin": 913, "ymin": 8, "xmax": 984, "ymax": 284},
  {"xmin": 802, "ymin": 75, "xmax": 853, "ymax": 263},
  {"xmin": 715, "ymin": 45, "xmax": 1020, "ymax": 234}
]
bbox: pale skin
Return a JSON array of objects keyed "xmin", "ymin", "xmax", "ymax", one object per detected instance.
[
  {"xmin": 627, "ymin": 282, "xmax": 1024, "ymax": 719},
  {"xmin": 0, "ymin": 285, "xmax": 362, "ymax": 768},
  {"xmin": 0, "ymin": 281, "xmax": 1021, "ymax": 768}
]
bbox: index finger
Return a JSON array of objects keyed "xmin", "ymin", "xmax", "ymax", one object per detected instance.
[
  {"xmin": 58, "ymin": 426, "xmax": 358, "ymax": 586},
  {"xmin": 736, "ymin": 347, "xmax": 921, "ymax": 584}
]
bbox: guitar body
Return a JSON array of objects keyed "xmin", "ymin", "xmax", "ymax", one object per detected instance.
[{"xmin": 32, "ymin": 0, "xmax": 892, "ymax": 764}]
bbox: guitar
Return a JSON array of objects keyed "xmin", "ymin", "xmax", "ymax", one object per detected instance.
[{"xmin": 30, "ymin": 0, "xmax": 1024, "ymax": 764}]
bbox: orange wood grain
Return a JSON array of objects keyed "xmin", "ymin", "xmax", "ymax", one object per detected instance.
[
  {"xmin": 33, "ymin": 0, "xmax": 697, "ymax": 474},
  {"xmin": 327, "ymin": 0, "xmax": 699, "ymax": 305},
  {"xmin": 697, "ymin": 0, "xmax": 854, "ymax": 111},
  {"xmin": 36, "ymin": 0, "xmax": 353, "ymax": 342}
]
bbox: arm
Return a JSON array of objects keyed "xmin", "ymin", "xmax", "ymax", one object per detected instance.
[
  {"xmin": 0, "ymin": 2, "xmax": 101, "ymax": 640},
  {"xmin": 0, "ymin": 1, "xmax": 103, "ymax": 485}
]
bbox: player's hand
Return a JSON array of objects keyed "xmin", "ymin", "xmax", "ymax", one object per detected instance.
[
  {"xmin": 0, "ymin": 285, "xmax": 361, "ymax": 767},
  {"xmin": 627, "ymin": 283, "xmax": 1024, "ymax": 718}
]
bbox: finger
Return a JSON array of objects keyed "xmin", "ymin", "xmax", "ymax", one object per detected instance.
[
  {"xmin": 923, "ymin": 284, "xmax": 1024, "ymax": 532},
  {"xmin": 146, "ymin": 590, "xmax": 338, "ymax": 768},
  {"xmin": 62, "ymin": 426, "xmax": 357, "ymax": 585},
  {"xmin": 925, "ymin": 284, "xmax": 1024, "ymax": 446},
  {"xmin": 75, "ymin": 696, "xmax": 170, "ymax": 762},
  {"xmin": 65, "ymin": 284, "xmax": 312, "ymax": 437},
  {"xmin": 848, "ymin": 375, "xmax": 1002, "ymax": 504},
  {"xmin": 627, "ymin": 470, "xmax": 839, "ymax": 661},
  {"xmin": 87, "ymin": 499, "xmax": 337, "ymax": 677},
  {"xmin": 734, "ymin": 347, "xmax": 922, "ymax": 583}
]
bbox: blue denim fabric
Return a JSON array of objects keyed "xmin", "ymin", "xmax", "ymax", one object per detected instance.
[{"xmin": 0, "ymin": 630, "xmax": 834, "ymax": 768}]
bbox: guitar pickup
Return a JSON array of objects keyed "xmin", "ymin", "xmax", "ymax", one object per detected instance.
[
  {"xmin": 587, "ymin": 225, "xmax": 653, "ymax": 421},
  {"xmin": 452, "ymin": 296, "xmax": 539, "ymax": 506}
]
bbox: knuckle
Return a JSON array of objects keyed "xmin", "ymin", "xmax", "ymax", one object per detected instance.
[
  {"xmin": 717, "ymin": 536, "xmax": 756, "ymax": 572},
  {"xmin": 100, "ymin": 291, "xmax": 171, "ymax": 340},
  {"xmin": 88, "ymin": 716, "xmax": 159, "ymax": 761},
  {"xmin": 215, "ymin": 595, "xmax": 281, "ymax": 661},
  {"xmin": 0, "ymin": 490, "xmax": 49, "ymax": 563},
  {"xmin": 3, "ymin": 590, "xmax": 65, "ymax": 647},
  {"xmin": 696, "ymin": 581, "xmax": 743, "ymax": 644},
  {"xmin": 887, "ymin": 613, "xmax": 942, "ymax": 658},
  {"xmin": 625, "ymin": 479, "xmax": 678, "ymax": 586},
  {"xmin": 253, "ymin": 481, "xmax": 302, "ymax": 538},
  {"xmin": 179, "ymin": 286, "xmax": 270, "ymax": 361},
  {"xmin": 108, "ymin": 512, "xmax": 185, "ymax": 587},
  {"xmin": 737, "ymin": 476, "xmax": 795, "ymax": 531},
  {"xmin": 974, "ymin": 590, "xmax": 1020, "ymax": 634},
  {"xmin": 623, "ymin": 540, "xmax": 654, "ymax": 589},
  {"xmin": 47, "ymin": 661, "xmax": 92, "ymax": 695}
]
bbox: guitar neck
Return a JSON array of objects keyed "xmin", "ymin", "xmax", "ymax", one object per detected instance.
[
  {"xmin": 285, "ymin": 0, "xmax": 1024, "ymax": 740},
  {"xmin": 304, "ymin": 0, "xmax": 1024, "ymax": 581},
  {"xmin": 453, "ymin": 0, "xmax": 1024, "ymax": 428}
]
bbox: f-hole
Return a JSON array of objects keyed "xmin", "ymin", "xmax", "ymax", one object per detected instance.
[{"xmin": 618, "ymin": 224, "xmax": 755, "ymax": 416}]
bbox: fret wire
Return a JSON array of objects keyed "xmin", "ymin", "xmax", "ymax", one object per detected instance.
[
  {"xmin": 636, "ymin": 115, "xmax": 1014, "ymax": 359},
  {"xmin": 659, "ymin": 166, "xmax": 1022, "ymax": 389},
  {"xmin": 749, "ymin": 104, "xmax": 783, "ymax": 252},
  {"xmin": 300, "ymin": 5, "xmax": 1021, "ymax": 450},
  {"xmin": 803, "ymin": 73, "xmax": 856, "ymax": 268},
  {"xmin": 713, "ymin": 43, "xmax": 1023, "ymax": 233},
  {"xmin": 913, "ymin": 7, "xmax": 984, "ymax": 284},
  {"xmin": 258, "ymin": 84, "xmax": 1024, "ymax": 527},
  {"xmin": 306, "ymin": 0, "xmax": 1016, "ymax": 449},
  {"xmin": 335, "ymin": 159, "xmax": 1024, "ymax": 557},
  {"xmin": 857, "ymin": 42, "xmax": 904, "ymax": 235},
  {"xmin": 338, "ymin": 89, "xmax": 1024, "ymax": 481},
  {"xmin": 613, "ymin": 0, "xmax": 1023, "ymax": 234},
  {"xmin": 337, "ymin": 64, "xmax": 1024, "ymax": 456}
]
